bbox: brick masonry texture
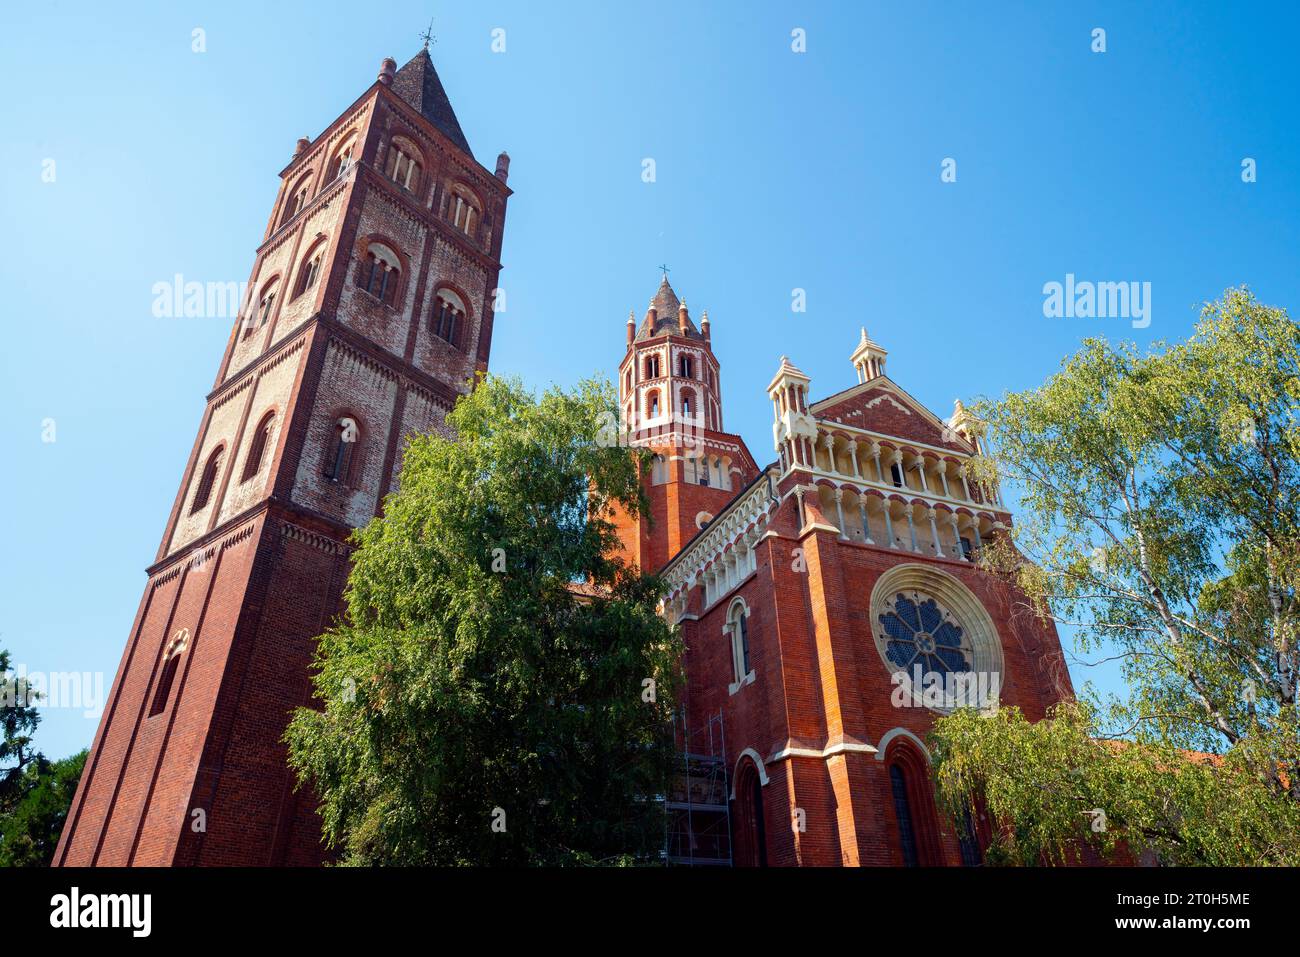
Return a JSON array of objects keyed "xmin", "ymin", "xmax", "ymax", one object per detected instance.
[
  {"xmin": 60, "ymin": 49, "xmax": 1068, "ymax": 870},
  {"xmin": 55, "ymin": 51, "xmax": 511, "ymax": 867}
]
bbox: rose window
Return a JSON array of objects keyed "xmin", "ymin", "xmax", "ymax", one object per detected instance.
[{"xmin": 877, "ymin": 591, "xmax": 972, "ymax": 676}]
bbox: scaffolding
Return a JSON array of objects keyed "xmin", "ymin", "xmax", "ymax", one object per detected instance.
[{"xmin": 664, "ymin": 707, "xmax": 732, "ymax": 866}]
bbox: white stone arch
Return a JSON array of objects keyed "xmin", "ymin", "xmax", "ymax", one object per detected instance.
[
  {"xmin": 869, "ymin": 563, "xmax": 1004, "ymax": 714},
  {"xmin": 725, "ymin": 595, "xmax": 754, "ymax": 687},
  {"xmin": 729, "ymin": 747, "xmax": 769, "ymax": 799},
  {"xmin": 874, "ymin": 727, "xmax": 931, "ymax": 762}
]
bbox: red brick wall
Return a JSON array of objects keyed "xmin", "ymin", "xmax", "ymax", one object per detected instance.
[{"xmin": 56, "ymin": 61, "xmax": 509, "ymax": 868}]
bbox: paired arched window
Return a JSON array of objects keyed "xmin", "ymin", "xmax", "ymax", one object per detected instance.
[
  {"xmin": 241, "ymin": 411, "xmax": 276, "ymax": 482},
  {"xmin": 680, "ymin": 387, "xmax": 695, "ymax": 418},
  {"xmin": 295, "ymin": 246, "xmax": 324, "ymax": 299},
  {"xmin": 243, "ymin": 280, "xmax": 278, "ymax": 340},
  {"xmin": 679, "ymin": 354, "xmax": 694, "ymax": 378},
  {"xmin": 191, "ymin": 447, "xmax": 223, "ymax": 513},
  {"xmin": 356, "ymin": 242, "xmax": 401, "ymax": 307},
  {"xmin": 727, "ymin": 599, "xmax": 752, "ymax": 683},
  {"xmin": 386, "ymin": 138, "xmax": 422, "ymax": 191},
  {"xmin": 646, "ymin": 389, "xmax": 661, "ymax": 419},
  {"xmin": 446, "ymin": 186, "xmax": 480, "ymax": 236},
  {"xmin": 324, "ymin": 417, "xmax": 360, "ymax": 485},
  {"xmin": 644, "ymin": 355, "xmax": 661, "ymax": 379},
  {"xmin": 149, "ymin": 628, "xmax": 189, "ymax": 717},
  {"xmin": 431, "ymin": 288, "xmax": 466, "ymax": 348},
  {"xmin": 281, "ymin": 175, "xmax": 312, "ymax": 225},
  {"xmin": 327, "ymin": 135, "xmax": 357, "ymax": 181}
]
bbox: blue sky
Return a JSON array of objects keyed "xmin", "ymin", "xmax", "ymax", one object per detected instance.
[{"xmin": 3, "ymin": 1, "xmax": 1298, "ymax": 759}]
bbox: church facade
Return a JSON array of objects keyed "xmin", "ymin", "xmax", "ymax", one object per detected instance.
[
  {"xmin": 55, "ymin": 49, "xmax": 1071, "ymax": 868},
  {"xmin": 614, "ymin": 277, "xmax": 1073, "ymax": 866}
]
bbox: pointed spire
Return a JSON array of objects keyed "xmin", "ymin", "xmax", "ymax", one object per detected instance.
[
  {"xmin": 850, "ymin": 326, "xmax": 888, "ymax": 383},
  {"xmin": 391, "ymin": 48, "xmax": 472, "ymax": 156}
]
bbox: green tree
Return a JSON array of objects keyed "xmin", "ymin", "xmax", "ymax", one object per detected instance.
[
  {"xmin": 932, "ymin": 287, "xmax": 1300, "ymax": 865},
  {"xmin": 286, "ymin": 375, "xmax": 682, "ymax": 865},
  {"xmin": 1, "ymin": 648, "xmax": 87, "ymax": 866},
  {"xmin": 0, "ymin": 749, "xmax": 87, "ymax": 868}
]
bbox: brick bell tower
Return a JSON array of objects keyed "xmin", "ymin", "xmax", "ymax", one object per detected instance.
[
  {"xmin": 613, "ymin": 275, "xmax": 759, "ymax": 573},
  {"xmin": 55, "ymin": 49, "xmax": 511, "ymax": 866}
]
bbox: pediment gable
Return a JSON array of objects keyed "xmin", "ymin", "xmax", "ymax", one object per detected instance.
[{"xmin": 811, "ymin": 378, "xmax": 973, "ymax": 454}]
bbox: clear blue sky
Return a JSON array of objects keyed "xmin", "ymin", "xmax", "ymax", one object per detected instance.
[{"xmin": 3, "ymin": 1, "xmax": 1298, "ymax": 759}]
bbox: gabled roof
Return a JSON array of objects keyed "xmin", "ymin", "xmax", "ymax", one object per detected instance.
[
  {"xmin": 812, "ymin": 376, "xmax": 974, "ymax": 454},
  {"xmin": 391, "ymin": 48, "xmax": 472, "ymax": 156}
]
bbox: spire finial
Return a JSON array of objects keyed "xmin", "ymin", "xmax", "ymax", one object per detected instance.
[{"xmin": 419, "ymin": 17, "xmax": 437, "ymax": 50}]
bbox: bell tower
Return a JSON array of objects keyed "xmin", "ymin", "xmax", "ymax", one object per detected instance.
[
  {"xmin": 55, "ymin": 49, "xmax": 511, "ymax": 866},
  {"xmin": 612, "ymin": 275, "xmax": 758, "ymax": 573}
]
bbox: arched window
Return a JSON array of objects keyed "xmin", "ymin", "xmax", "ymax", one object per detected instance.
[
  {"xmin": 734, "ymin": 759, "xmax": 768, "ymax": 867},
  {"xmin": 191, "ymin": 447, "xmax": 223, "ymax": 514},
  {"xmin": 889, "ymin": 763, "xmax": 920, "ymax": 866},
  {"xmin": 295, "ymin": 247, "xmax": 324, "ymax": 299},
  {"xmin": 431, "ymin": 288, "xmax": 466, "ymax": 348},
  {"xmin": 241, "ymin": 412, "xmax": 276, "ymax": 482},
  {"xmin": 356, "ymin": 243, "xmax": 401, "ymax": 307},
  {"xmin": 149, "ymin": 628, "xmax": 190, "ymax": 717},
  {"xmin": 243, "ymin": 281, "xmax": 278, "ymax": 340},
  {"xmin": 281, "ymin": 175, "xmax": 312, "ymax": 225},
  {"xmin": 644, "ymin": 355, "xmax": 660, "ymax": 379},
  {"xmin": 327, "ymin": 135, "xmax": 357, "ymax": 181},
  {"xmin": 727, "ymin": 599, "xmax": 752, "ymax": 683},
  {"xmin": 679, "ymin": 354, "xmax": 694, "ymax": 378},
  {"xmin": 324, "ymin": 417, "xmax": 359, "ymax": 484},
  {"xmin": 386, "ymin": 138, "xmax": 422, "ymax": 191},
  {"xmin": 647, "ymin": 389, "xmax": 661, "ymax": 419},
  {"xmin": 446, "ymin": 186, "xmax": 480, "ymax": 236},
  {"xmin": 680, "ymin": 387, "xmax": 695, "ymax": 419}
]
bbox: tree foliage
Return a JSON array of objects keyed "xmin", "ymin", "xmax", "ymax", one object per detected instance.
[
  {"xmin": 286, "ymin": 375, "xmax": 682, "ymax": 865},
  {"xmin": 0, "ymin": 648, "xmax": 87, "ymax": 867},
  {"xmin": 933, "ymin": 288, "xmax": 1300, "ymax": 864}
]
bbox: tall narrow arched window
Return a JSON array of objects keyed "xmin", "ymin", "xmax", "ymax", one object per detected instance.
[
  {"xmin": 325, "ymin": 417, "xmax": 359, "ymax": 484},
  {"xmin": 191, "ymin": 447, "xmax": 223, "ymax": 514},
  {"xmin": 241, "ymin": 412, "xmax": 276, "ymax": 482},
  {"xmin": 356, "ymin": 243, "xmax": 401, "ymax": 307},
  {"xmin": 647, "ymin": 389, "xmax": 661, "ymax": 419},
  {"xmin": 681, "ymin": 387, "xmax": 695, "ymax": 419},
  {"xmin": 889, "ymin": 763, "xmax": 920, "ymax": 866},
  {"xmin": 727, "ymin": 599, "xmax": 752, "ymax": 683},
  {"xmin": 431, "ymin": 288, "xmax": 467, "ymax": 348},
  {"xmin": 149, "ymin": 628, "xmax": 190, "ymax": 717}
]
